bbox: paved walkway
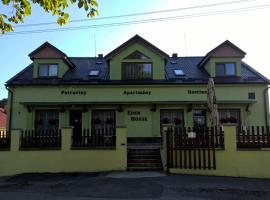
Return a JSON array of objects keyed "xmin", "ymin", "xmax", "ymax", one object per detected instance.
[{"xmin": 0, "ymin": 172, "xmax": 270, "ymax": 200}]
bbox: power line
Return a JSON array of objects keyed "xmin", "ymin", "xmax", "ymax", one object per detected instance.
[
  {"xmin": 14, "ymin": 0, "xmax": 259, "ymax": 28},
  {"xmin": 3, "ymin": 4, "xmax": 270, "ymax": 36}
]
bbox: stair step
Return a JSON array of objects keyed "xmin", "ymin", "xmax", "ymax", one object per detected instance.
[
  {"xmin": 127, "ymin": 166, "xmax": 163, "ymax": 171},
  {"xmin": 128, "ymin": 163, "xmax": 162, "ymax": 167},
  {"xmin": 128, "ymin": 149, "xmax": 160, "ymax": 153},
  {"xmin": 128, "ymin": 155, "xmax": 161, "ymax": 159},
  {"xmin": 128, "ymin": 159, "xmax": 162, "ymax": 163},
  {"xmin": 127, "ymin": 137, "xmax": 162, "ymax": 144}
]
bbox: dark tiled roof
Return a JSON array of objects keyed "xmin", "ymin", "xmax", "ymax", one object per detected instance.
[{"xmin": 6, "ymin": 57, "xmax": 269, "ymax": 86}]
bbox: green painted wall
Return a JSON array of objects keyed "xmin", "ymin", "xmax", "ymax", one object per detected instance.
[
  {"xmin": 166, "ymin": 125, "xmax": 270, "ymax": 178},
  {"xmin": 204, "ymin": 61, "xmax": 213, "ymax": 76},
  {"xmin": 109, "ymin": 43, "xmax": 165, "ymax": 80},
  {"xmin": 33, "ymin": 58, "xmax": 69, "ymax": 78},
  {"xmin": 8, "ymin": 84, "xmax": 269, "ymax": 137},
  {"xmin": 0, "ymin": 127, "xmax": 127, "ymax": 176},
  {"xmin": 204, "ymin": 57, "xmax": 242, "ymax": 77}
]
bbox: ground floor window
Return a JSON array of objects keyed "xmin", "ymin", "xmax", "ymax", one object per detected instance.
[
  {"xmin": 160, "ymin": 110, "xmax": 184, "ymax": 127},
  {"xmin": 193, "ymin": 109, "xmax": 207, "ymax": 127},
  {"xmin": 35, "ymin": 110, "xmax": 59, "ymax": 131},
  {"xmin": 92, "ymin": 110, "xmax": 116, "ymax": 130},
  {"xmin": 219, "ymin": 109, "xmax": 241, "ymax": 125}
]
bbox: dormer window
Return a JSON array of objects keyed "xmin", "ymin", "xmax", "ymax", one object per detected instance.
[
  {"xmin": 124, "ymin": 51, "xmax": 150, "ymax": 60},
  {"xmin": 216, "ymin": 62, "xmax": 236, "ymax": 76},
  {"xmin": 38, "ymin": 64, "xmax": 58, "ymax": 77}
]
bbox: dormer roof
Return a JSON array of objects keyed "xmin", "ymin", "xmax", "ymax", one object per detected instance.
[
  {"xmin": 105, "ymin": 34, "xmax": 169, "ymax": 60},
  {"xmin": 28, "ymin": 42, "xmax": 75, "ymax": 68},
  {"xmin": 198, "ymin": 40, "xmax": 246, "ymax": 67}
]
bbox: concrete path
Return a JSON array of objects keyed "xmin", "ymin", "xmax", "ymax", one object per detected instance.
[{"xmin": 0, "ymin": 172, "xmax": 270, "ymax": 200}]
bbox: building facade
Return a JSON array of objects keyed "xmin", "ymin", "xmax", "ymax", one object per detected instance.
[{"xmin": 5, "ymin": 35, "xmax": 270, "ymax": 138}]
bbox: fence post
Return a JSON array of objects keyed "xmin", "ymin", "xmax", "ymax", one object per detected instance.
[
  {"xmin": 61, "ymin": 127, "xmax": 73, "ymax": 152},
  {"xmin": 223, "ymin": 125, "xmax": 237, "ymax": 152},
  {"xmin": 10, "ymin": 129, "xmax": 21, "ymax": 152},
  {"xmin": 162, "ymin": 126, "xmax": 168, "ymax": 172}
]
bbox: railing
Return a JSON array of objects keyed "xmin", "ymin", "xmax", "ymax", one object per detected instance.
[
  {"xmin": 174, "ymin": 126, "xmax": 224, "ymax": 149},
  {"xmin": 166, "ymin": 126, "xmax": 223, "ymax": 170},
  {"xmin": 20, "ymin": 130, "xmax": 61, "ymax": 150},
  {"xmin": 0, "ymin": 130, "xmax": 10, "ymax": 150},
  {"xmin": 237, "ymin": 126, "xmax": 270, "ymax": 148},
  {"xmin": 72, "ymin": 128, "xmax": 116, "ymax": 149}
]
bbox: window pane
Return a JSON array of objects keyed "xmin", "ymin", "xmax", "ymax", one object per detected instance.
[
  {"xmin": 160, "ymin": 110, "xmax": 184, "ymax": 127},
  {"xmin": 122, "ymin": 63, "xmax": 152, "ymax": 79},
  {"xmin": 39, "ymin": 64, "xmax": 48, "ymax": 76},
  {"xmin": 35, "ymin": 110, "xmax": 59, "ymax": 131},
  {"xmin": 225, "ymin": 63, "xmax": 236, "ymax": 75},
  {"xmin": 49, "ymin": 64, "xmax": 58, "ymax": 76},
  {"xmin": 215, "ymin": 63, "xmax": 225, "ymax": 76},
  {"xmin": 92, "ymin": 110, "xmax": 115, "ymax": 130},
  {"xmin": 219, "ymin": 109, "xmax": 240, "ymax": 124}
]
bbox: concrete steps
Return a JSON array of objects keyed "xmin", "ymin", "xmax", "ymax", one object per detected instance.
[{"xmin": 127, "ymin": 138, "xmax": 163, "ymax": 171}]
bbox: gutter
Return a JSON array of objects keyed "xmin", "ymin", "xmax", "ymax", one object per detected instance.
[
  {"xmin": 264, "ymin": 86, "xmax": 270, "ymax": 126},
  {"xmin": 5, "ymin": 86, "xmax": 13, "ymax": 133}
]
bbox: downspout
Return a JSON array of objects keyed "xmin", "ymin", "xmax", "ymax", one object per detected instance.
[
  {"xmin": 264, "ymin": 86, "xmax": 270, "ymax": 127},
  {"xmin": 5, "ymin": 85, "xmax": 13, "ymax": 133}
]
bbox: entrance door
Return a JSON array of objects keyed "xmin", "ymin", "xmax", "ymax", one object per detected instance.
[{"xmin": 70, "ymin": 110, "xmax": 82, "ymax": 142}]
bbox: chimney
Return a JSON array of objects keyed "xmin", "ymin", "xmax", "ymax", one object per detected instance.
[
  {"xmin": 172, "ymin": 53, "xmax": 178, "ymax": 58},
  {"xmin": 98, "ymin": 54, "xmax": 103, "ymax": 58}
]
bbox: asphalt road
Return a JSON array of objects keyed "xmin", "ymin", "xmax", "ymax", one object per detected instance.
[{"xmin": 0, "ymin": 172, "xmax": 270, "ymax": 200}]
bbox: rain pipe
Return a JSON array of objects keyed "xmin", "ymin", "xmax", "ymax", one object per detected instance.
[
  {"xmin": 264, "ymin": 86, "xmax": 270, "ymax": 127},
  {"xmin": 5, "ymin": 85, "xmax": 13, "ymax": 133}
]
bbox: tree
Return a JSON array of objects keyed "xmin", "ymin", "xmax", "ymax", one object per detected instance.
[{"xmin": 0, "ymin": 0, "xmax": 98, "ymax": 33}]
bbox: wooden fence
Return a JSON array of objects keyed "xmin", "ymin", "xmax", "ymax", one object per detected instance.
[
  {"xmin": 72, "ymin": 128, "xmax": 116, "ymax": 149},
  {"xmin": 237, "ymin": 126, "xmax": 270, "ymax": 148},
  {"xmin": 20, "ymin": 130, "xmax": 61, "ymax": 150},
  {"xmin": 166, "ymin": 126, "xmax": 224, "ymax": 170},
  {"xmin": 0, "ymin": 130, "xmax": 10, "ymax": 150}
]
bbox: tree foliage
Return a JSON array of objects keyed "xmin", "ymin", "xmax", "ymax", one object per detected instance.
[{"xmin": 0, "ymin": 0, "xmax": 99, "ymax": 33}]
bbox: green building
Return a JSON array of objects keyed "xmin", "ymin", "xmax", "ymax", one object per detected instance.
[{"xmin": 5, "ymin": 35, "xmax": 270, "ymax": 138}]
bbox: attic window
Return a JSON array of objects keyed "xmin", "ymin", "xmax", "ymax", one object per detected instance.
[
  {"xmin": 174, "ymin": 69, "xmax": 184, "ymax": 76},
  {"xmin": 89, "ymin": 70, "xmax": 100, "ymax": 76},
  {"xmin": 170, "ymin": 60, "xmax": 177, "ymax": 64},
  {"xmin": 96, "ymin": 61, "xmax": 103, "ymax": 64},
  {"xmin": 39, "ymin": 64, "xmax": 58, "ymax": 77},
  {"xmin": 124, "ymin": 51, "xmax": 150, "ymax": 59}
]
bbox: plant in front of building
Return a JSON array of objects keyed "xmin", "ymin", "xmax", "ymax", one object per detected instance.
[
  {"xmin": 229, "ymin": 116, "xmax": 237, "ymax": 123},
  {"xmin": 174, "ymin": 118, "xmax": 182, "ymax": 124},
  {"xmin": 162, "ymin": 117, "xmax": 170, "ymax": 124},
  {"xmin": 92, "ymin": 118, "xmax": 101, "ymax": 124},
  {"xmin": 105, "ymin": 118, "xmax": 114, "ymax": 124}
]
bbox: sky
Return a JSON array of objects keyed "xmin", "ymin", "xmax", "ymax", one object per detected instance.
[{"xmin": 0, "ymin": 0, "xmax": 270, "ymax": 99}]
